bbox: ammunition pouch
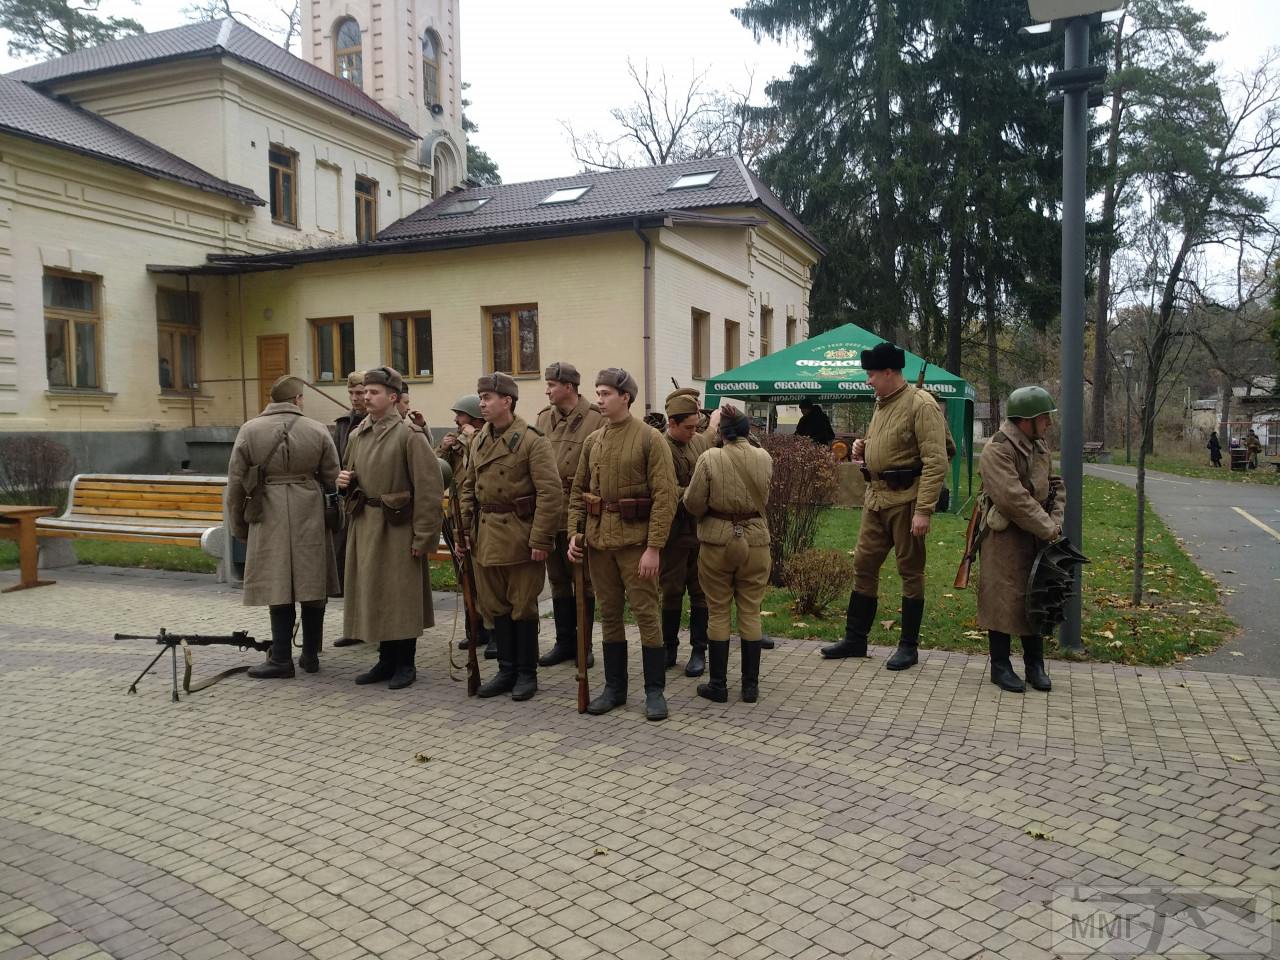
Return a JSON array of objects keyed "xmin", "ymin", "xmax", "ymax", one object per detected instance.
[
  {"xmin": 376, "ymin": 491, "xmax": 413, "ymax": 526},
  {"xmin": 859, "ymin": 464, "xmax": 923, "ymax": 492},
  {"xmin": 583, "ymin": 493, "xmax": 651, "ymax": 521},
  {"xmin": 324, "ymin": 490, "xmax": 344, "ymax": 532}
]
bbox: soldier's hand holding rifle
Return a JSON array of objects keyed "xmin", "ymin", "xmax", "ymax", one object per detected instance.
[{"xmin": 567, "ymin": 532, "xmax": 584, "ymax": 563}]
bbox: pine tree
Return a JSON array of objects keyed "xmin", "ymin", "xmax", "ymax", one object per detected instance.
[{"xmin": 0, "ymin": 0, "xmax": 143, "ymax": 57}]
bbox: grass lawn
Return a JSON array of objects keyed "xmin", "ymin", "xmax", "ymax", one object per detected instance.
[
  {"xmin": 0, "ymin": 538, "xmax": 217, "ymax": 573},
  {"xmin": 1134, "ymin": 451, "xmax": 1280, "ymax": 486},
  {"xmin": 756, "ymin": 474, "xmax": 1233, "ymax": 666}
]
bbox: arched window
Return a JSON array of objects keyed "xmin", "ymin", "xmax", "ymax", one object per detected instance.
[
  {"xmin": 421, "ymin": 29, "xmax": 440, "ymax": 107},
  {"xmin": 334, "ymin": 17, "xmax": 362, "ymax": 87}
]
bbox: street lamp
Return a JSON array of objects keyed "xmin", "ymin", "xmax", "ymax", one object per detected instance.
[
  {"xmin": 1122, "ymin": 349, "xmax": 1134, "ymax": 464},
  {"xmin": 1026, "ymin": 0, "xmax": 1118, "ymax": 656}
]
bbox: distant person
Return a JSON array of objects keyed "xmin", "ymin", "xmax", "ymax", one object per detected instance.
[
  {"xmin": 794, "ymin": 397, "xmax": 834, "ymax": 446},
  {"xmin": 1207, "ymin": 430, "xmax": 1222, "ymax": 468},
  {"xmin": 1246, "ymin": 429, "xmax": 1262, "ymax": 470},
  {"xmin": 158, "ymin": 356, "xmax": 174, "ymax": 390}
]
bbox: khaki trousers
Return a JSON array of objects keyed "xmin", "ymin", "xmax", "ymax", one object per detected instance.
[
  {"xmin": 546, "ymin": 529, "xmax": 593, "ymax": 600},
  {"xmin": 588, "ymin": 544, "xmax": 662, "ymax": 648},
  {"xmin": 698, "ymin": 540, "xmax": 770, "ymax": 642},
  {"xmin": 473, "ymin": 560, "xmax": 545, "ymax": 623},
  {"xmin": 852, "ymin": 501, "xmax": 926, "ymax": 599},
  {"xmin": 659, "ymin": 541, "xmax": 706, "ymax": 612}
]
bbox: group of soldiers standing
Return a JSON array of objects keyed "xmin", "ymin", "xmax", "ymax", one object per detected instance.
[{"xmin": 225, "ymin": 339, "xmax": 1068, "ymax": 717}]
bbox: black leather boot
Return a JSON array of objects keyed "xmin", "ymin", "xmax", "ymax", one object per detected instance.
[
  {"xmin": 696, "ymin": 639, "xmax": 730, "ymax": 702},
  {"xmin": 587, "ymin": 642, "xmax": 628, "ymax": 715},
  {"xmin": 479, "ymin": 616, "xmax": 517, "ymax": 697},
  {"xmin": 299, "ymin": 604, "xmax": 324, "ymax": 674},
  {"xmin": 1022, "ymin": 635, "xmax": 1052, "ymax": 691},
  {"xmin": 539, "ymin": 597, "xmax": 577, "ymax": 666},
  {"xmin": 334, "ymin": 636, "xmax": 362, "ymax": 648},
  {"xmin": 988, "ymin": 631, "xmax": 1024, "ymax": 692},
  {"xmin": 388, "ymin": 638, "xmax": 417, "ymax": 690},
  {"xmin": 685, "ymin": 606, "xmax": 708, "ymax": 677},
  {"xmin": 642, "ymin": 645, "xmax": 668, "ymax": 721},
  {"xmin": 759, "ymin": 634, "xmax": 776, "ymax": 650},
  {"xmin": 583, "ymin": 597, "xmax": 596, "ymax": 668},
  {"xmin": 355, "ymin": 641, "xmax": 395, "ymax": 684},
  {"xmin": 249, "ymin": 605, "xmax": 296, "ymax": 679},
  {"xmin": 482, "ymin": 623, "xmax": 497, "ymax": 660},
  {"xmin": 512, "ymin": 620, "xmax": 539, "ymax": 701},
  {"xmin": 885, "ymin": 597, "xmax": 923, "ymax": 671},
  {"xmin": 662, "ymin": 608, "xmax": 681, "ymax": 669},
  {"xmin": 740, "ymin": 639, "xmax": 762, "ymax": 703},
  {"xmin": 822, "ymin": 592, "xmax": 877, "ymax": 659}
]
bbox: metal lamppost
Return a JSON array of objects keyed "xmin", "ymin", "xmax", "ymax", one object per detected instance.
[
  {"xmin": 1122, "ymin": 349, "xmax": 1134, "ymax": 464},
  {"xmin": 1025, "ymin": 0, "xmax": 1119, "ymax": 656}
]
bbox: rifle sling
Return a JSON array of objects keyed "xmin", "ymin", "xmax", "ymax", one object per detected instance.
[{"xmin": 178, "ymin": 639, "xmax": 254, "ymax": 693}]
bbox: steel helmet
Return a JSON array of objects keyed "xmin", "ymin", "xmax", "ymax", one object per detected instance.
[
  {"xmin": 1007, "ymin": 386, "xmax": 1057, "ymax": 420},
  {"xmin": 437, "ymin": 456, "xmax": 453, "ymax": 489},
  {"xmin": 451, "ymin": 394, "xmax": 482, "ymax": 420}
]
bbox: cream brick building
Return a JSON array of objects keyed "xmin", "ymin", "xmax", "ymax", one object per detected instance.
[{"xmin": 0, "ymin": 2, "xmax": 820, "ymax": 472}]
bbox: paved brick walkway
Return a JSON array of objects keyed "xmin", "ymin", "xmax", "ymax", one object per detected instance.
[{"xmin": 2, "ymin": 567, "xmax": 1278, "ymax": 960}]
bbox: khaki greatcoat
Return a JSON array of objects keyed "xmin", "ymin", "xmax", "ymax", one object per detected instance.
[
  {"xmin": 342, "ymin": 413, "xmax": 444, "ymax": 642},
  {"xmin": 227, "ymin": 402, "xmax": 340, "ymax": 606},
  {"xmin": 976, "ymin": 420, "xmax": 1065, "ymax": 636}
]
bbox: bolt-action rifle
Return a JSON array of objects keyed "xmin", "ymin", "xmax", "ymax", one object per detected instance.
[
  {"xmin": 118, "ymin": 629, "xmax": 268, "ymax": 702},
  {"xmin": 573, "ymin": 517, "xmax": 591, "ymax": 713},
  {"xmin": 443, "ymin": 476, "xmax": 482, "ymax": 696},
  {"xmin": 953, "ymin": 496, "xmax": 986, "ymax": 590}
]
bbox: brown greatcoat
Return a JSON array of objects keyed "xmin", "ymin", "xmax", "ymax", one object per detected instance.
[
  {"xmin": 227, "ymin": 402, "xmax": 340, "ymax": 606},
  {"xmin": 976, "ymin": 420, "xmax": 1065, "ymax": 636},
  {"xmin": 342, "ymin": 412, "xmax": 443, "ymax": 641},
  {"xmin": 567, "ymin": 415, "xmax": 677, "ymax": 550},
  {"xmin": 459, "ymin": 416, "xmax": 563, "ymax": 565},
  {"xmin": 535, "ymin": 395, "xmax": 605, "ymax": 530}
]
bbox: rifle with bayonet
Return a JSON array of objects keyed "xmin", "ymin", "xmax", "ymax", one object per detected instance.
[
  {"xmin": 443, "ymin": 475, "xmax": 482, "ymax": 696},
  {"xmin": 118, "ymin": 629, "xmax": 268, "ymax": 702}
]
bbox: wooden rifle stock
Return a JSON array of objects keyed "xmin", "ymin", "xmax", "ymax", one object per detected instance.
[
  {"xmin": 954, "ymin": 497, "xmax": 981, "ymax": 589},
  {"xmin": 574, "ymin": 521, "xmax": 590, "ymax": 713},
  {"xmin": 448, "ymin": 479, "xmax": 482, "ymax": 696}
]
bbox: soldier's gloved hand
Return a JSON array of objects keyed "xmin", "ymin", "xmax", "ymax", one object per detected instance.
[
  {"xmin": 567, "ymin": 534, "xmax": 584, "ymax": 563},
  {"xmin": 911, "ymin": 512, "xmax": 931, "ymax": 537},
  {"xmin": 530, "ymin": 548, "xmax": 548, "ymax": 562},
  {"xmin": 637, "ymin": 546, "xmax": 661, "ymax": 580},
  {"xmin": 337, "ymin": 470, "xmax": 354, "ymax": 490}
]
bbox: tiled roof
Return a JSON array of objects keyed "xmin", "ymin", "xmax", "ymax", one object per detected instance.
[
  {"xmin": 377, "ymin": 155, "xmax": 825, "ymax": 252},
  {"xmin": 0, "ymin": 76, "xmax": 262, "ymax": 205},
  {"xmin": 7, "ymin": 19, "xmax": 416, "ymax": 140}
]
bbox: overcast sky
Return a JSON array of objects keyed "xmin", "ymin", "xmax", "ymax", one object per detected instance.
[{"xmin": 0, "ymin": 1, "xmax": 1275, "ymax": 184}]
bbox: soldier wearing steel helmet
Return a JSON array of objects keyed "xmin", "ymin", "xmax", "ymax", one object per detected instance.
[
  {"xmin": 976, "ymin": 386, "xmax": 1065, "ymax": 693},
  {"xmin": 436, "ymin": 394, "xmax": 484, "ymax": 479}
]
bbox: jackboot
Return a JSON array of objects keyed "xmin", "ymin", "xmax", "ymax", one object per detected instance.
[
  {"xmin": 988, "ymin": 631, "xmax": 1024, "ymax": 693},
  {"xmin": 511, "ymin": 620, "xmax": 539, "ymax": 701},
  {"xmin": 478, "ymin": 616, "xmax": 517, "ymax": 697},
  {"xmin": 538, "ymin": 597, "xmax": 577, "ymax": 666},
  {"xmin": 298, "ymin": 603, "xmax": 324, "ymax": 674},
  {"xmin": 334, "ymin": 636, "xmax": 362, "ymax": 648},
  {"xmin": 662, "ymin": 608, "xmax": 681, "ymax": 669},
  {"xmin": 354, "ymin": 641, "xmax": 395, "ymax": 684},
  {"xmin": 1022, "ymin": 635, "xmax": 1052, "ymax": 691},
  {"xmin": 249, "ymin": 604, "xmax": 296, "ymax": 679},
  {"xmin": 885, "ymin": 596, "xmax": 923, "ymax": 671},
  {"xmin": 740, "ymin": 638, "xmax": 762, "ymax": 703},
  {"xmin": 759, "ymin": 634, "xmax": 776, "ymax": 650},
  {"xmin": 822, "ymin": 592, "xmax": 877, "ymax": 659},
  {"xmin": 586, "ymin": 641, "xmax": 628, "ymax": 715},
  {"xmin": 642, "ymin": 645, "xmax": 668, "ymax": 721},
  {"xmin": 685, "ymin": 606, "xmax": 709, "ymax": 677},
  {"xmin": 388, "ymin": 637, "xmax": 417, "ymax": 690},
  {"xmin": 482, "ymin": 623, "xmax": 497, "ymax": 660},
  {"xmin": 696, "ymin": 639, "xmax": 730, "ymax": 703}
]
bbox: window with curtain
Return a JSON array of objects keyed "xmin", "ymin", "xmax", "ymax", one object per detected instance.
[
  {"xmin": 384, "ymin": 312, "xmax": 433, "ymax": 379},
  {"xmin": 44, "ymin": 269, "xmax": 102, "ymax": 389},
  {"xmin": 485, "ymin": 304, "xmax": 539, "ymax": 376},
  {"xmin": 156, "ymin": 287, "xmax": 201, "ymax": 392},
  {"xmin": 310, "ymin": 317, "xmax": 355, "ymax": 382}
]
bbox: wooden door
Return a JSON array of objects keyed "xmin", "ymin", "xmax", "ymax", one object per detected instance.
[{"xmin": 257, "ymin": 334, "xmax": 289, "ymax": 411}]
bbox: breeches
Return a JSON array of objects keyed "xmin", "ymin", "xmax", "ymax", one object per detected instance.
[
  {"xmin": 852, "ymin": 502, "xmax": 926, "ymax": 599},
  {"xmin": 698, "ymin": 540, "xmax": 770, "ymax": 642},
  {"xmin": 473, "ymin": 561, "xmax": 545, "ymax": 623},
  {"xmin": 588, "ymin": 544, "xmax": 662, "ymax": 648}
]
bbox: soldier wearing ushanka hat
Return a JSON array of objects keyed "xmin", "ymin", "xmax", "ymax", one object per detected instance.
[
  {"xmin": 821, "ymin": 342, "xmax": 947, "ymax": 672},
  {"xmin": 534, "ymin": 361, "xmax": 605, "ymax": 669},
  {"xmin": 659, "ymin": 387, "xmax": 713, "ymax": 677},
  {"xmin": 459, "ymin": 372, "xmax": 563, "ymax": 702},
  {"xmin": 227, "ymin": 374, "xmax": 341, "ymax": 679}
]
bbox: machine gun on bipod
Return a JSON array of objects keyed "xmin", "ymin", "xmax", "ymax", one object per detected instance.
[{"xmin": 118, "ymin": 629, "xmax": 268, "ymax": 702}]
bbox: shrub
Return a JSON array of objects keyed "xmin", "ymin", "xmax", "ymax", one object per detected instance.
[
  {"xmin": 783, "ymin": 549, "xmax": 855, "ymax": 617},
  {"xmin": 0, "ymin": 435, "xmax": 74, "ymax": 511},
  {"xmin": 762, "ymin": 433, "xmax": 839, "ymax": 585}
]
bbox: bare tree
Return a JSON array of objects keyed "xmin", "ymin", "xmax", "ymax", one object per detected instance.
[
  {"xmin": 184, "ymin": 0, "xmax": 299, "ymax": 50},
  {"xmin": 562, "ymin": 59, "xmax": 779, "ymax": 171}
]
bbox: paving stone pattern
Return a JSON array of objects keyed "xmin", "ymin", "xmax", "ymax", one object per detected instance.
[{"xmin": 1, "ymin": 567, "xmax": 1278, "ymax": 960}]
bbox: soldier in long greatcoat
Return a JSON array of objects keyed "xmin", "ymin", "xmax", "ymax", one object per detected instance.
[
  {"xmin": 337, "ymin": 367, "xmax": 443, "ymax": 690},
  {"xmin": 227, "ymin": 375, "xmax": 340, "ymax": 678},
  {"xmin": 977, "ymin": 386, "xmax": 1065, "ymax": 693}
]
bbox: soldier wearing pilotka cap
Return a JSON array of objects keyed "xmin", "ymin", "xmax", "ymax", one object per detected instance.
[{"xmin": 458, "ymin": 372, "xmax": 562, "ymax": 701}]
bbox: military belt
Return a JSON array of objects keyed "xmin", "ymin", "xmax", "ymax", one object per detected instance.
[
  {"xmin": 859, "ymin": 465, "xmax": 923, "ymax": 491},
  {"xmin": 480, "ymin": 495, "xmax": 537, "ymax": 518},
  {"xmin": 265, "ymin": 473, "xmax": 311, "ymax": 484},
  {"xmin": 706, "ymin": 509, "xmax": 761, "ymax": 523}
]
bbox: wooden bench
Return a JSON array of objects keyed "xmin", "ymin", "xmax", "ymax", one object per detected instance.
[{"xmin": 1082, "ymin": 442, "xmax": 1112, "ymax": 463}]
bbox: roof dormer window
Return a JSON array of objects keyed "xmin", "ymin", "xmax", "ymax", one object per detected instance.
[
  {"xmin": 443, "ymin": 197, "xmax": 490, "ymax": 215},
  {"xmin": 540, "ymin": 186, "xmax": 591, "ymax": 205},
  {"xmin": 668, "ymin": 170, "xmax": 720, "ymax": 190}
]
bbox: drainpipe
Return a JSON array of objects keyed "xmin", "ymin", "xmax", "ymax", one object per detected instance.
[{"xmin": 634, "ymin": 218, "xmax": 653, "ymax": 413}]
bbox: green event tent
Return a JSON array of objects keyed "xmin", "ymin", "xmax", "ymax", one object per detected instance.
[{"xmin": 703, "ymin": 323, "xmax": 975, "ymax": 512}]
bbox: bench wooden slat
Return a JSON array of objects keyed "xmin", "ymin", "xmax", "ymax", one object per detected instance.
[
  {"xmin": 72, "ymin": 506, "xmax": 223, "ymax": 521},
  {"xmin": 72, "ymin": 494, "xmax": 224, "ymax": 511},
  {"xmin": 38, "ymin": 528, "xmax": 202, "ymax": 546},
  {"xmin": 74, "ymin": 481, "xmax": 228, "ymax": 496}
]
